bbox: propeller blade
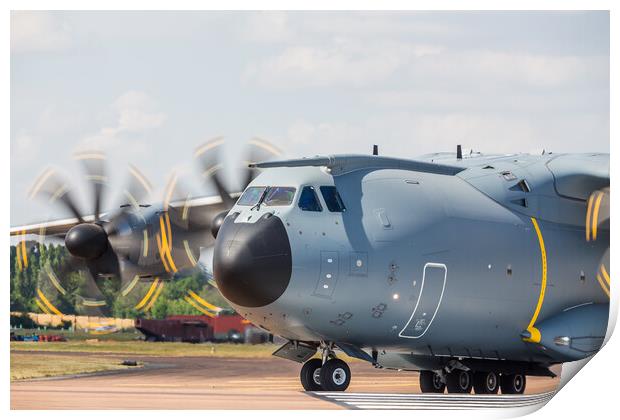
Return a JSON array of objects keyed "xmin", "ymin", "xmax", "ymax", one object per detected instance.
[
  {"xmin": 75, "ymin": 151, "xmax": 108, "ymax": 221},
  {"xmin": 14, "ymin": 238, "xmax": 39, "ymax": 272},
  {"xmin": 195, "ymin": 137, "xmax": 235, "ymax": 207},
  {"xmin": 123, "ymin": 164, "xmax": 153, "ymax": 210},
  {"xmin": 118, "ymin": 259, "xmax": 142, "ymax": 298},
  {"xmin": 46, "ymin": 254, "xmax": 107, "ymax": 316},
  {"xmin": 29, "ymin": 168, "xmax": 84, "ymax": 223},
  {"xmin": 105, "ymin": 164, "xmax": 152, "ymax": 237},
  {"xmin": 242, "ymin": 137, "xmax": 283, "ymax": 189},
  {"xmin": 80, "ymin": 261, "xmax": 111, "ymax": 316}
]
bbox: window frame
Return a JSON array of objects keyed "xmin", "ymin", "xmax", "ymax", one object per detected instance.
[
  {"xmin": 298, "ymin": 185, "xmax": 323, "ymax": 212},
  {"xmin": 319, "ymin": 185, "xmax": 346, "ymax": 213}
]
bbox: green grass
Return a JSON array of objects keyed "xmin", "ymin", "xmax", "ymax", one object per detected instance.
[
  {"xmin": 10, "ymin": 353, "xmax": 140, "ymax": 381},
  {"xmin": 11, "ymin": 340, "xmax": 281, "ymax": 358},
  {"xmin": 12, "ymin": 328, "xmax": 142, "ymax": 341}
]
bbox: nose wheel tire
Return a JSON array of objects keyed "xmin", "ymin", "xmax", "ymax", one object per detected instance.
[
  {"xmin": 446, "ymin": 370, "xmax": 473, "ymax": 393},
  {"xmin": 420, "ymin": 370, "xmax": 446, "ymax": 393},
  {"xmin": 300, "ymin": 358, "xmax": 323, "ymax": 391},
  {"xmin": 500, "ymin": 373, "xmax": 526, "ymax": 394},
  {"xmin": 319, "ymin": 359, "xmax": 351, "ymax": 392},
  {"xmin": 473, "ymin": 371, "xmax": 500, "ymax": 394}
]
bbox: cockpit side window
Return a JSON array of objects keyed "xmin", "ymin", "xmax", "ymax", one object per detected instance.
[
  {"xmin": 298, "ymin": 186, "xmax": 322, "ymax": 212},
  {"xmin": 237, "ymin": 186, "xmax": 267, "ymax": 206},
  {"xmin": 320, "ymin": 186, "xmax": 346, "ymax": 212},
  {"xmin": 263, "ymin": 187, "xmax": 297, "ymax": 206}
]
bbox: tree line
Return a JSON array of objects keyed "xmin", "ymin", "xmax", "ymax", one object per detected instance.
[{"xmin": 10, "ymin": 243, "xmax": 230, "ymax": 319}]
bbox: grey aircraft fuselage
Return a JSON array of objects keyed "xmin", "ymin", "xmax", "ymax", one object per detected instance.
[{"xmin": 213, "ymin": 152, "xmax": 610, "ymax": 371}]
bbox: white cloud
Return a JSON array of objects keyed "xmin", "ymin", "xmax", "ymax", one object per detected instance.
[
  {"xmin": 281, "ymin": 110, "xmax": 608, "ymax": 159},
  {"xmin": 81, "ymin": 91, "xmax": 166, "ymax": 151},
  {"xmin": 237, "ymin": 12, "xmax": 456, "ymax": 45},
  {"xmin": 10, "ymin": 134, "xmax": 39, "ymax": 165},
  {"xmin": 409, "ymin": 50, "xmax": 608, "ymax": 88},
  {"xmin": 244, "ymin": 31, "xmax": 606, "ymax": 90},
  {"xmin": 244, "ymin": 40, "xmax": 442, "ymax": 88},
  {"xmin": 240, "ymin": 12, "xmax": 291, "ymax": 43},
  {"xmin": 11, "ymin": 12, "xmax": 73, "ymax": 53},
  {"xmin": 362, "ymin": 86, "xmax": 608, "ymax": 114},
  {"xmin": 113, "ymin": 91, "xmax": 167, "ymax": 133}
]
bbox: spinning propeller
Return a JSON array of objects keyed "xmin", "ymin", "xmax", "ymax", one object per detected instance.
[
  {"xmin": 18, "ymin": 151, "xmax": 152, "ymax": 316},
  {"xmin": 14, "ymin": 138, "xmax": 283, "ymax": 318},
  {"xmin": 159, "ymin": 136, "xmax": 283, "ymax": 261}
]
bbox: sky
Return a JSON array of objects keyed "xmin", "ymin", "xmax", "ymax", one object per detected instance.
[{"xmin": 10, "ymin": 11, "xmax": 610, "ymax": 225}]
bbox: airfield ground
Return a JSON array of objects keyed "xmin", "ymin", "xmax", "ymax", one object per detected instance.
[{"xmin": 11, "ymin": 341, "xmax": 561, "ymax": 409}]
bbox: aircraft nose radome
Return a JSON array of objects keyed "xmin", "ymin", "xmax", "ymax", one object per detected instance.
[{"xmin": 213, "ymin": 213, "xmax": 292, "ymax": 308}]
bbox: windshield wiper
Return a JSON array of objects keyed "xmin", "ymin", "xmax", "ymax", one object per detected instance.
[{"xmin": 250, "ymin": 188, "xmax": 269, "ymax": 211}]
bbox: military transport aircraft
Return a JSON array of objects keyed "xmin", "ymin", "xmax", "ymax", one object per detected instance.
[{"xmin": 11, "ymin": 140, "xmax": 610, "ymax": 395}]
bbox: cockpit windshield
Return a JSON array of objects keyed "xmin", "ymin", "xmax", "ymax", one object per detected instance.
[
  {"xmin": 263, "ymin": 187, "xmax": 296, "ymax": 206},
  {"xmin": 237, "ymin": 186, "xmax": 267, "ymax": 206},
  {"xmin": 237, "ymin": 186, "xmax": 296, "ymax": 207}
]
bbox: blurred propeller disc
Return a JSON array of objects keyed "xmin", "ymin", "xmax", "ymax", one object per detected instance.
[{"xmin": 26, "ymin": 151, "xmax": 156, "ymax": 317}]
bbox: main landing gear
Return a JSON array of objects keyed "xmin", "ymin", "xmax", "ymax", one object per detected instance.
[
  {"xmin": 300, "ymin": 344, "xmax": 351, "ymax": 392},
  {"xmin": 419, "ymin": 369, "xmax": 526, "ymax": 394}
]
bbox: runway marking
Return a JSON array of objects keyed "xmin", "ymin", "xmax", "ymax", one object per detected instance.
[{"xmin": 311, "ymin": 391, "xmax": 555, "ymax": 410}]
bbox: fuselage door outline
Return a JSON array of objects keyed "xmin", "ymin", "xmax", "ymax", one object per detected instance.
[{"xmin": 399, "ymin": 262, "xmax": 447, "ymax": 339}]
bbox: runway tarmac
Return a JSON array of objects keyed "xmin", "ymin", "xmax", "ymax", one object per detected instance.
[{"xmin": 11, "ymin": 350, "xmax": 560, "ymax": 410}]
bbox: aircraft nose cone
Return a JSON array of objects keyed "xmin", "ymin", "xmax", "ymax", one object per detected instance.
[
  {"xmin": 65, "ymin": 223, "xmax": 109, "ymax": 259},
  {"xmin": 213, "ymin": 213, "xmax": 292, "ymax": 308}
]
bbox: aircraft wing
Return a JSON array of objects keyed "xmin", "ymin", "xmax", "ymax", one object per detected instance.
[
  {"xmin": 10, "ymin": 193, "xmax": 236, "ymax": 239},
  {"xmin": 251, "ymin": 154, "xmax": 466, "ymax": 176},
  {"xmin": 10, "ymin": 216, "xmax": 96, "ymax": 238}
]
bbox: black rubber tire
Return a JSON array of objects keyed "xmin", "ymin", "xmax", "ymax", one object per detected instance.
[
  {"xmin": 319, "ymin": 359, "xmax": 351, "ymax": 392},
  {"xmin": 473, "ymin": 371, "xmax": 500, "ymax": 394},
  {"xmin": 300, "ymin": 358, "xmax": 323, "ymax": 391},
  {"xmin": 500, "ymin": 373, "xmax": 526, "ymax": 394},
  {"xmin": 420, "ymin": 370, "xmax": 446, "ymax": 393},
  {"xmin": 446, "ymin": 370, "xmax": 473, "ymax": 393}
]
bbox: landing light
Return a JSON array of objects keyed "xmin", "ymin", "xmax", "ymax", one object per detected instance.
[
  {"xmin": 554, "ymin": 336, "xmax": 571, "ymax": 346},
  {"xmin": 392, "ymin": 293, "xmax": 399, "ymax": 300}
]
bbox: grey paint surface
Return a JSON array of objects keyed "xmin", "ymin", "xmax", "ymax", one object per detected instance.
[{"xmin": 220, "ymin": 152, "xmax": 610, "ymax": 370}]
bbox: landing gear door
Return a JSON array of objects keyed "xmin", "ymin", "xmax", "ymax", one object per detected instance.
[
  {"xmin": 313, "ymin": 251, "xmax": 339, "ymax": 298},
  {"xmin": 399, "ymin": 263, "xmax": 447, "ymax": 339}
]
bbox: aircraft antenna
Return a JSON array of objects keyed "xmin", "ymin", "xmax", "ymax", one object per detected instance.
[
  {"xmin": 373, "ymin": 145, "xmax": 379, "ymax": 156},
  {"xmin": 456, "ymin": 144, "xmax": 463, "ymax": 160}
]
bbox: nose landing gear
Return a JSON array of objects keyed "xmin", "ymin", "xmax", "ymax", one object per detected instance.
[
  {"xmin": 300, "ymin": 358, "xmax": 323, "ymax": 391},
  {"xmin": 300, "ymin": 343, "xmax": 351, "ymax": 392},
  {"xmin": 320, "ymin": 359, "xmax": 351, "ymax": 391}
]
